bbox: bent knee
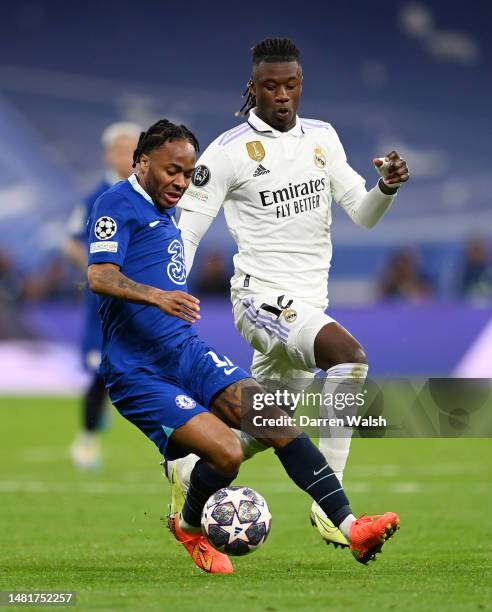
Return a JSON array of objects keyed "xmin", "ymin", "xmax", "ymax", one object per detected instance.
[
  {"xmin": 212, "ymin": 435, "xmax": 244, "ymax": 473},
  {"xmin": 346, "ymin": 344, "xmax": 368, "ymax": 365},
  {"xmin": 326, "ymin": 342, "xmax": 368, "ymax": 368},
  {"xmin": 333, "ymin": 334, "xmax": 368, "ymax": 365},
  {"xmin": 315, "ymin": 322, "xmax": 368, "ymax": 369}
]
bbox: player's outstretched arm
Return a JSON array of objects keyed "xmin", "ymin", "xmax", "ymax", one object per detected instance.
[
  {"xmin": 87, "ymin": 263, "xmax": 200, "ymax": 323},
  {"xmin": 339, "ymin": 150, "xmax": 410, "ymax": 229}
]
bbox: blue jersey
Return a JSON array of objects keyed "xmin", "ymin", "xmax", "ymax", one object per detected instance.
[{"xmin": 88, "ymin": 174, "xmax": 195, "ymax": 385}]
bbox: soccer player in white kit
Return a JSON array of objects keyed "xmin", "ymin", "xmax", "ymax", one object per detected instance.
[{"xmin": 171, "ymin": 38, "xmax": 410, "ymax": 549}]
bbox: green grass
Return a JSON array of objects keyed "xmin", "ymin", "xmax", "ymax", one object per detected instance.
[{"xmin": 1, "ymin": 397, "xmax": 491, "ymax": 611}]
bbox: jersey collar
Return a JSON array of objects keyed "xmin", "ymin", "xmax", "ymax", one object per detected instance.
[
  {"xmin": 128, "ymin": 173, "xmax": 176, "ymax": 218},
  {"xmin": 247, "ymin": 108, "xmax": 304, "ymax": 138},
  {"xmin": 128, "ymin": 173, "xmax": 155, "ymax": 206}
]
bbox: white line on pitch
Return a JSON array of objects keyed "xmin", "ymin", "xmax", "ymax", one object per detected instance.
[{"xmin": 0, "ymin": 480, "xmax": 486, "ymax": 496}]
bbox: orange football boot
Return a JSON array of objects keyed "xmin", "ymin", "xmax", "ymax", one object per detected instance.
[
  {"xmin": 167, "ymin": 513, "xmax": 234, "ymax": 574},
  {"xmin": 349, "ymin": 512, "xmax": 400, "ymax": 564}
]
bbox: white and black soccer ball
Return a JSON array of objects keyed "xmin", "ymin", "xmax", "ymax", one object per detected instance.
[
  {"xmin": 201, "ymin": 486, "xmax": 272, "ymax": 556},
  {"xmin": 94, "ymin": 216, "xmax": 117, "ymax": 240}
]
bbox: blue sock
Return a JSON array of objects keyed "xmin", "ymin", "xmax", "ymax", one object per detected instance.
[
  {"xmin": 275, "ymin": 433, "xmax": 352, "ymax": 527},
  {"xmin": 181, "ymin": 460, "xmax": 238, "ymax": 528}
]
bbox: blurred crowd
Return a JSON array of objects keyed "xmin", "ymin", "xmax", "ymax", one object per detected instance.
[
  {"xmin": 377, "ymin": 236, "xmax": 492, "ymax": 303},
  {"xmin": 0, "ymin": 249, "xmax": 79, "ymax": 306},
  {"xmin": 2, "ymin": 235, "xmax": 492, "ymax": 308}
]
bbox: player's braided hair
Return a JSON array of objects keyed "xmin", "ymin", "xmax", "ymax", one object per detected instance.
[
  {"xmin": 236, "ymin": 38, "xmax": 301, "ymax": 117},
  {"xmin": 132, "ymin": 119, "xmax": 199, "ymax": 168}
]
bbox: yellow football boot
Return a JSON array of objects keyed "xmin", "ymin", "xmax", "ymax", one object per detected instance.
[
  {"xmin": 310, "ymin": 501, "xmax": 349, "ymax": 548},
  {"xmin": 163, "ymin": 460, "xmax": 186, "ymax": 515}
]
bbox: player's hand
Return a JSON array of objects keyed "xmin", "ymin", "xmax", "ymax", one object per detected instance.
[
  {"xmin": 373, "ymin": 151, "xmax": 410, "ymax": 191},
  {"xmin": 154, "ymin": 290, "xmax": 201, "ymax": 323}
]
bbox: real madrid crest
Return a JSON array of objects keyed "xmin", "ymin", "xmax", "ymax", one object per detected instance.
[
  {"xmin": 283, "ymin": 308, "xmax": 298, "ymax": 324},
  {"xmin": 246, "ymin": 141, "xmax": 266, "ymax": 162},
  {"xmin": 314, "ymin": 146, "xmax": 327, "ymax": 169}
]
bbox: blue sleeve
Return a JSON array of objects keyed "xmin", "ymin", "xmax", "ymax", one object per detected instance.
[{"xmin": 88, "ymin": 192, "xmax": 136, "ymax": 267}]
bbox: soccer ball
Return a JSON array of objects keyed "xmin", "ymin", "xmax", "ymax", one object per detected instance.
[{"xmin": 201, "ymin": 486, "xmax": 272, "ymax": 556}]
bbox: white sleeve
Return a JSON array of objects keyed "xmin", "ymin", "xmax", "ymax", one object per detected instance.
[
  {"xmin": 178, "ymin": 209, "xmax": 214, "ymax": 274},
  {"xmin": 326, "ymin": 125, "xmax": 366, "ymax": 204},
  {"xmin": 178, "ymin": 140, "xmax": 236, "ymax": 218},
  {"xmin": 325, "ymin": 125, "xmax": 396, "ymax": 228},
  {"xmin": 338, "ymin": 182, "xmax": 396, "ymax": 229}
]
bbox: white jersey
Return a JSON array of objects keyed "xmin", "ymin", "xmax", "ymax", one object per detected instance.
[{"xmin": 178, "ymin": 110, "xmax": 366, "ymax": 309}]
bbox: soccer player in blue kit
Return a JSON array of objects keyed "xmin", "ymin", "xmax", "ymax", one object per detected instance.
[
  {"xmin": 87, "ymin": 119, "xmax": 400, "ymax": 574},
  {"xmin": 66, "ymin": 122, "xmax": 141, "ymax": 469}
]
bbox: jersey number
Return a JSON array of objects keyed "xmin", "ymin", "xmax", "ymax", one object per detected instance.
[
  {"xmin": 167, "ymin": 240, "xmax": 186, "ymax": 285},
  {"xmin": 206, "ymin": 351, "xmax": 238, "ymax": 376}
]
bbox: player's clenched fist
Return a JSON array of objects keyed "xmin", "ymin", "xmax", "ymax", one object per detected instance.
[
  {"xmin": 154, "ymin": 290, "xmax": 201, "ymax": 323},
  {"xmin": 373, "ymin": 151, "xmax": 410, "ymax": 189}
]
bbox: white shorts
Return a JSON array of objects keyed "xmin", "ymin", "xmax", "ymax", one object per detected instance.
[{"xmin": 233, "ymin": 293, "xmax": 336, "ymax": 387}]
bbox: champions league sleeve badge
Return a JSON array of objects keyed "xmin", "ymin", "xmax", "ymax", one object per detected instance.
[
  {"xmin": 191, "ymin": 165, "xmax": 211, "ymax": 187},
  {"xmin": 94, "ymin": 216, "xmax": 117, "ymax": 240}
]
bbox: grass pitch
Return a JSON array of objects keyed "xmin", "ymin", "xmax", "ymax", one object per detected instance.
[{"xmin": 1, "ymin": 396, "xmax": 491, "ymax": 611}]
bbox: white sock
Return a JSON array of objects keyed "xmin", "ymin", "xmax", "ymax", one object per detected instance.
[
  {"xmin": 318, "ymin": 363, "xmax": 368, "ymax": 482},
  {"xmin": 339, "ymin": 513, "xmax": 357, "ymax": 541},
  {"xmin": 174, "ymin": 453, "xmax": 199, "ymax": 491},
  {"xmin": 178, "ymin": 513, "xmax": 201, "ymax": 534},
  {"xmin": 231, "ymin": 428, "xmax": 268, "ymax": 460}
]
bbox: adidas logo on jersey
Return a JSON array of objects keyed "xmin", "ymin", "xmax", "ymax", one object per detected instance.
[{"xmin": 253, "ymin": 164, "xmax": 270, "ymax": 177}]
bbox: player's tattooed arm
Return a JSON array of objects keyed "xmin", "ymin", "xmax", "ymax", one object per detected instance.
[{"xmin": 87, "ymin": 263, "xmax": 200, "ymax": 323}]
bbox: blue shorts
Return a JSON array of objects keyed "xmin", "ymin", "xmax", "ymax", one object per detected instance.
[{"xmin": 108, "ymin": 336, "xmax": 250, "ymax": 459}]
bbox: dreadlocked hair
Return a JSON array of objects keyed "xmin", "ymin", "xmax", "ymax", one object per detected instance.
[
  {"xmin": 132, "ymin": 119, "xmax": 200, "ymax": 168},
  {"xmin": 236, "ymin": 37, "xmax": 300, "ymax": 117}
]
